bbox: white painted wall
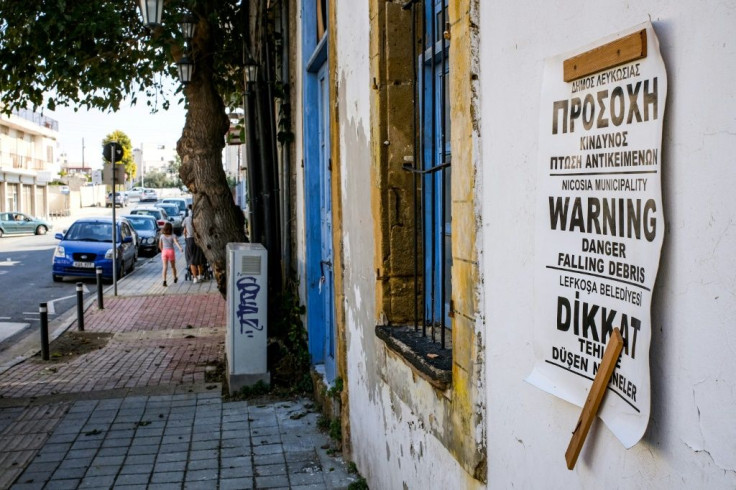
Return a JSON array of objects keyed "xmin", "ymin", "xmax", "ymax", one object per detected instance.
[
  {"xmin": 481, "ymin": 2, "xmax": 736, "ymax": 488},
  {"xmin": 334, "ymin": 3, "xmax": 479, "ymax": 488}
]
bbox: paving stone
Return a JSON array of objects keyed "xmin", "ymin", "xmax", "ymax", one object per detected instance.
[
  {"xmin": 150, "ymin": 470, "xmax": 184, "ymax": 484},
  {"xmin": 185, "ymin": 468, "xmax": 219, "ymax": 481},
  {"xmin": 15, "ymin": 469, "xmax": 54, "ymax": 485},
  {"xmin": 254, "ymin": 454, "xmax": 288, "ymax": 469},
  {"xmin": 91, "ymin": 454, "xmax": 125, "ymax": 467},
  {"xmin": 220, "ymin": 464, "xmax": 254, "ymax": 479},
  {"xmin": 52, "ymin": 465, "xmax": 87, "ymax": 480},
  {"xmin": 164, "ymin": 425, "xmax": 192, "ymax": 436},
  {"xmin": 106, "ymin": 429, "xmax": 136, "ymax": 440},
  {"xmin": 184, "ymin": 480, "xmax": 218, "ymax": 490},
  {"xmin": 114, "ymin": 472, "xmax": 150, "ymax": 485},
  {"xmin": 33, "ymin": 450, "xmax": 67, "ymax": 463},
  {"xmin": 222, "ymin": 446, "xmax": 251, "ymax": 458},
  {"xmin": 45, "ymin": 432, "xmax": 77, "ymax": 444},
  {"xmin": 129, "ymin": 436, "xmax": 160, "ymax": 447},
  {"xmin": 186, "ymin": 458, "xmax": 218, "ymax": 471},
  {"xmin": 38, "ymin": 442, "xmax": 72, "ymax": 455},
  {"xmin": 156, "ymin": 451, "xmax": 188, "ymax": 463},
  {"xmin": 41, "ymin": 478, "xmax": 81, "ymax": 489},
  {"xmin": 190, "ymin": 439, "xmax": 219, "ymax": 451},
  {"xmin": 154, "ymin": 460, "xmax": 187, "ymax": 473},
  {"xmin": 79, "ymin": 474, "xmax": 117, "ymax": 488},
  {"xmin": 23, "ymin": 460, "xmax": 62, "ymax": 474},
  {"xmin": 57, "ymin": 456, "xmax": 94, "ymax": 469},
  {"xmin": 256, "ymin": 463, "xmax": 288, "ymax": 476},
  {"xmin": 69, "ymin": 401, "xmax": 98, "ymax": 413},
  {"xmin": 65, "ymin": 448, "xmax": 98, "ymax": 460},
  {"xmin": 191, "ymin": 431, "xmax": 219, "ymax": 442},
  {"xmin": 98, "ymin": 446, "xmax": 129, "ymax": 457},
  {"xmin": 118, "ymin": 463, "xmax": 154, "ymax": 475},
  {"xmin": 133, "ymin": 427, "xmax": 164, "ymax": 438},
  {"xmin": 102, "ymin": 437, "xmax": 132, "ymax": 448},
  {"xmin": 192, "ymin": 423, "xmax": 220, "ymax": 435},
  {"xmin": 70, "ymin": 439, "xmax": 103, "ymax": 451},
  {"xmin": 289, "ymin": 471, "xmax": 328, "ymax": 486},
  {"xmin": 255, "ymin": 474, "xmax": 290, "ymax": 488},
  {"xmin": 86, "ymin": 463, "xmax": 121, "ymax": 477},
  {"xmin": 284, "ymin": 450, "xmax": 318, "ymax": 463},
  {"xmin": 253, "ymin": 444, "xmax": 283, "ymax": 456},
  {"xmin": 126, "ymin": 444, "xmax": 159, "ymax": 456},
  {"xmin": 219, "ymin": 477, "xmax": 254, "ymax": 489},
  {"xmin": 187, "ymin": 449, "xmax": 221, "ymax": 462},
  {"xmin": 159, "ymin": 443, "xmax": 186, "ymax": 454}
]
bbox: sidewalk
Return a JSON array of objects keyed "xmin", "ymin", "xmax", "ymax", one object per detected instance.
[{"xmin": 0, "ymin": 246, "xmax": 356, "ymax": 489}]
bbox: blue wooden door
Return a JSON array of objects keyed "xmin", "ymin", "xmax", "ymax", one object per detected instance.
[{"xmin": 317, "ymin": 62, "xmax": 336, "ymax": 381}]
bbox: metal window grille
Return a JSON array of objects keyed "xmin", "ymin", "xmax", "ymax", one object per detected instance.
[{"xmin": 403, "ymin": 0, "xmax": 451, "ymax": 350}]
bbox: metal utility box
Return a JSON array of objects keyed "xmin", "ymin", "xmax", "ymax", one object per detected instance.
[{"xmin": 226, "ymin": 243, "xmax": 270, "ymax": 394}]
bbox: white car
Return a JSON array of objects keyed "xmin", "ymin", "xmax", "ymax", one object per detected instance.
[
  {"xmin": 128, "ymin": 187, "xmax": 158, "ymax": 202},
  {"xmin": 127, "ymin": 187, "xmax": 145, "ymax": 199},
  {"xmin": 141, "ymin": 189, "xmax": 158, "ymax": 202}
]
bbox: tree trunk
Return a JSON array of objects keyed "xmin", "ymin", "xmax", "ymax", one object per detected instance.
[{"xmin": 177, "ymin": 13, "xmax": 246, "ymax": 297}]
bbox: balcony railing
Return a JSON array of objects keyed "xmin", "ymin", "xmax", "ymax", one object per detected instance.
[{"xmin": 11, "ymin": 109, "xmax": 59, "ymax": 132}]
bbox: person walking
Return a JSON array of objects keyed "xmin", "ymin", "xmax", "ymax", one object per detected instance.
[
  {"xmin": 159, "ymin": 222, "xmax": 183, "ymax": 287},
  {"xmin": 183, "ymin": 204, "xmax": 206, "ymax": 283}
]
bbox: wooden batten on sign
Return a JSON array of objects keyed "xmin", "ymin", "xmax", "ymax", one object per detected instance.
[
  {"xmin": 563, "ymin": 29, "xmax": 647, "ymax": 82},
  {"xmin": 565, "ymin": 328, "xmax": 624, "ymax": 470}
]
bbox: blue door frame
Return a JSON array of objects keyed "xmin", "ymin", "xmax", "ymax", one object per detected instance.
[{"xmin": 302, "ymin": 0, "xmax": 336, "ymax": 382}]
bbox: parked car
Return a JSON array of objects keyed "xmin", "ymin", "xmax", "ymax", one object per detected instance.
[
  {"xmin": 123, "ymin": 214, "xmax": 161, "ymax": 257},
  {"xmin": 153, "ymin": 202, "xmax": 183, "ymax": 235},
  {"xmin": 140, "ymin": 188, "xmax": 158, "ymax": 202},
  {"xmin": 52, "ymin": 217, "xmax": 136, "ymax": 281},
  {"xmin": 106, "ymin": 191, "xmax": 129, "ymax": 208},
  {"xmin": 127, "ymin": 186, "xmax": 145, "ymax": 199},
  {"xmin": 129, "ymin": 206, "xmax": 170, "ymax": 229},
  {"xmin": 0, "ymin": 212, "xmax": 52, "ymax": 238},
  {"xmin": 160, "ymin": 197, "xmax": 189, "ymax": 217}
]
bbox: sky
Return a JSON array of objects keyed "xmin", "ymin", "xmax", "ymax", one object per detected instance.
[{"xmin": 49, "ymin": 90, "xmax": 187, "ymax": 169}]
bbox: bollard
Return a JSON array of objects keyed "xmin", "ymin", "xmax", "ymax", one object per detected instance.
[
  {"xmin": 96, "ymin": 267, "xmax": 104, "ymax": 310},
  {"xmin": 39, "ymin": 302, "xmax": 49, "ymax": 361},
  {"xmin": 76, "ymin": 282, "xmax": 85, "ymax": 331}
]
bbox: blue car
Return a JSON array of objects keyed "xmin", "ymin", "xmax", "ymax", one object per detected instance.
[{"xmin": 52, "ymin": 217, "xmax": 137, "ymax": 282}]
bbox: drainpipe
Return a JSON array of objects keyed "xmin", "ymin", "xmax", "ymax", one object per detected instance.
[{"xmin": 280, "ymin": 0, "xmax": 292, "ymax": 279}]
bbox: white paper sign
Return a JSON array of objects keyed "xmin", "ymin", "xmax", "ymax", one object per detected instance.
[{"xmin": 527, "ymin": 22, "xmax": 667, "ymax": 448}]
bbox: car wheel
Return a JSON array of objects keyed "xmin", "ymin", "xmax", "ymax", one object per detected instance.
[
  {"xmin": 35, "ymin": 225, "xmax": 48, "ymax": 235},
  {"xmin": 0, "ymin": 228, "xmax": 3, "ymax": 238},
  {"xmin": 52, "ymin": 274, "xmax": 62, "ymax": 282}
]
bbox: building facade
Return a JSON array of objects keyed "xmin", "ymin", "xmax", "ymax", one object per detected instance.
[
  {"xmin": 281, "ymin": 0, "xmax": 736, "ymax": 488},
  {"xmin": 0, "ymin": 109, "xmax": 58, "ymax": 216}
]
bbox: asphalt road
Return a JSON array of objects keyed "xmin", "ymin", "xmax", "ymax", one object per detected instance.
[{"xmin": 0, "ymin": 205, "xmax": 134, "ymax": 355}]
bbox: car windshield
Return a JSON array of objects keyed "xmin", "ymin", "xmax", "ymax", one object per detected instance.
[
  {"xmin": 133, "ymin": 210, "xmax": 161, "ymax": 219},
  {"xmin": 126, "ymin": 217, "xmax": 156, "ymax": 231},
  {"xmin": 159, "ymin": 205, "xmax": 178, "ymax": 216},
  {"xmin": 65, "ymin": 222, "xmax": 115, "ymax": 242}
]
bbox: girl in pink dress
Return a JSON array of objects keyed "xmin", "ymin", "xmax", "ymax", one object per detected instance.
[{"xmin": 159, "ymin": 222, "xmax": 183, "ymax": 287}]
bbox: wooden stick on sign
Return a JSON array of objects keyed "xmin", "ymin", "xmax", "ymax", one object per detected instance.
[{"xmin": 565, "ymin": 327, "xmax": 624, "ymax": 470}]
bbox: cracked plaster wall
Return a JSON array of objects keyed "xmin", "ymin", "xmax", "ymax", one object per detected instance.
[
  {"xmin": 334, "ymin": 1, "xmax": 482, "ymax": 488},
  {"xmin": 481, "ymin": 1, "xmax": 736, "ymax": 488}
]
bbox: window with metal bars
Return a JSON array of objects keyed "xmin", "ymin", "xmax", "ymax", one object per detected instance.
[
  {"xmin": 405, "ymin": 0, "xmax": 451, "ymax": 348},
  {"xmin": 374, "ymin": 0, "xmax": 452, "ymax": 387}
]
